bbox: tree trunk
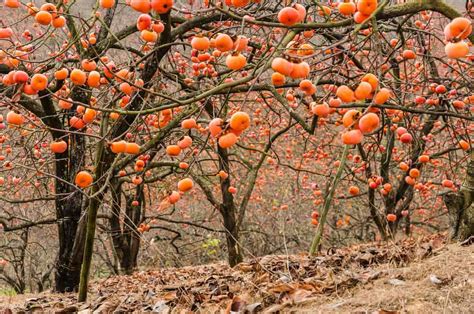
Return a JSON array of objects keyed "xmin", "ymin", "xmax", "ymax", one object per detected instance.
[
  {"xmin": 444, "ymin": 152, "xmax": 474, "ymax": 241},
  {"xmin": 53, "ymin": 132, "xmax": 86, "ymax": 292},
  {"xmin": 218, "ymin": 146, "xmax": 243, "ymax": 267},
  {"xmin": 109, "ymin": 181, "xmax": 142, "ymax": 275},
  {"xmin": 50, "ymin": 86, "xmax": 87, "ymax": 293},
  {"xmin": 221, "ymin": 207, "xmax": 242, "ymax": 267}
]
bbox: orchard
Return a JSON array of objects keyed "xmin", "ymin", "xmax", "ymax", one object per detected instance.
[{"xmin": 0, "ymin": 0, "xmax": 473, "ymax": 302}]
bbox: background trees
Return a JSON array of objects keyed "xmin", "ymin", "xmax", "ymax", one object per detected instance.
[{"xmin": 0, "ymin": 0, "xmax": 472, "ymax": 299}]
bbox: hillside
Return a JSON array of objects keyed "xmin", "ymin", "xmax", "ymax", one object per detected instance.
[{"xmin": 1, "ymin": 234, "xmax": 472, "ymax": 313}]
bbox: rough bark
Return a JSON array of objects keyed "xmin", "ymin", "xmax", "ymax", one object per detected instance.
[
  {"xmin": 110, "ymin": 180, "xmax": 142, "ymax": 275},
  {"xmin": 49, "ymin": 87, "xmax": 87, "ymax": 293},
  {"xmin": 444, "ymin": 152, "xmax": 474, "ymax": 241},
  {"xmin": 218, "ymin": 146, "xmax": 243, "ymax": 267}
]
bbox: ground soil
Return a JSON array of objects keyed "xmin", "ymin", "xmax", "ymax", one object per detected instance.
[{"xmin": 0, "ymin": 233, "xmax": 472, "ymax": 313}]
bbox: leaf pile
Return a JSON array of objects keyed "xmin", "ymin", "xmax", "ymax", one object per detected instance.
[{"xmin": 1, "ymin": 233, "xmax": 448, "ymax": 313}]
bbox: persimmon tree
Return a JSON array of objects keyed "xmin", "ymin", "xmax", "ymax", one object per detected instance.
[{"xmin": 0, "ymin": 0, "xmax": 473, "ymax": 301}]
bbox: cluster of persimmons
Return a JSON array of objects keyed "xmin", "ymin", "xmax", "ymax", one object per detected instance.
[{"xmin": 0, "ymin": 0, "xmax": 472, "ymax": 232}]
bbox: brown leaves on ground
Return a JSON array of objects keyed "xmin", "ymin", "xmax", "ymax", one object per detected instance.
[{"xmin": 2, "ymin": 233, "xmax": 472, "ymax": 313}]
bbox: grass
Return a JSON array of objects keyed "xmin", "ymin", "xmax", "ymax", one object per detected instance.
[{"xmin": 0, "ymin": 288, "xmax": 17, "ymax": 297}]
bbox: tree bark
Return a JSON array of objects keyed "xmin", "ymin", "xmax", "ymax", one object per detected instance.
[
  {"xmin": 52, "ymin": 88, "xmax": 87, "ymax": 293},
  {"xmin": 110, "ymin": 181, "xmax": 142, "ymax": 275},
  {"xmin": 444, "ymin": 152, "xmax": 474, "ymax": 241},
  {"xmin": 218, "ymin": 146, "xmax": 243, "ymax": 267}
]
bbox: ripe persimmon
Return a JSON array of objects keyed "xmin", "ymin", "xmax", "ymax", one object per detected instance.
[
  {"xmin": 35, "ymin": 11, "xmax": 53, "ymax": 25},
  {"xmin": 151, "ymin": 0, "xmax": 173, "ymax": 14},
  {"xmin": 0, "ymin": 27, "xmax": 13, "ymax": 39},
  {"xmin": 405, "ymin": 176, "xmax": 415, "ymax": 185},
  {"xmin": 342, "ymin": 109, "xmax": 360, "ymax": 127},
  {"xmin": 6, "ymin": 111, "xmax": 24, "ymax": 125},
  {"xmin": 82, "ymin": 108, "xmax": 97, "ymax": 124},
  {"xmin": 271, "ymin": 72, "xmax": 286, "ymax": 86},
  {"xmin": 418, "ymin": 155, "xmax": 430, "ymax": 163},
  {"xmin": 459, "ymin": 139, "xmax": 469, "ymax": 150},
  {"xmin": 141, "ymin": 30, "xmax": 158, "ymax": 42},
  {"xmin": 402, "ymin": 49, "xmax": 416, "ymax": 59},
  {"xmin": 373, "ymin": 88, "xmax": 391, "ymax": 104},
  {"xmin": 341, "ymin": 129, "xmax": 363, "ymax": 145},
  {"xmin": 444, "ymin": 17, "xmax": 472, "ymax": 40},
  {"xmin": 218, "ymin": 133, "xmax": 238, "ymax": 148},
  {"xmin": 58, "ymin": 98, "xmax": 73, "ymax": 110},
  {"xmin": 177, "ymin": 136, "xmax": 192, "ymax": 149},
  {"xmin": 400, "ymin": 133, "xmax": 413, "ymax": 143},
  {"xmin": 81, "ymin": 59, "xmax": 97, "ymax": 71},
  {"xmin": 4, "ymin": 0, "xmax": 20, "ymax": 8},
  {"xmin": 209, "ymin": 118, "xmax": 223, "ymax": 137},
  {"xmin": 70, "ymin": 69, "xmax": 87, "ymax": 85},
  {"xmin": 317, "ymin": 5, "xmax": 331, "ymax": 16},
  {"xmin": 349, "ymin": 185, "xmax": 360, "ymax": 195},
  {"xmin": 358, "ymin": 113, "xmax": 379, "ymax": 134},
  {"xmin": 409, "ymin": 168, "xmax": 420, "ymax": 178},
  {"xmin": 354, "ymin": 12, "xmax": 370, "ymax": 24},
  {"xmin": 442, "ymin": 179, "xmax": 454, "ymax": 188},
  {"xmin": 357, "ymin": 0, "xmax": 377, "ymax": 15},
  {"xmin": 169, "ymin": 191, "xmax": 180, "ymax": 204},
  {"xmin": 87, "ymin": 71, "xmax": 101, "ymax": 88},
  {"xmin": 119, "ymin": 82, "xmax": 133, "ymax": 95},
  {"xmin": 233, "ymin": 35, "xmax": 248, "ymax": 51},
  {"xmin": 50, "ymin": 140, "xmax": 68, "ymax": 153},
  {"xmin": 52, "ymin": 16, "xmax": 66, "ymax": 28},
  {"xmin": 54, "ymin": 68, "xmax": 69, "ymax": 80},
  {"xmin": 231, "ymin": 0, "xmax": 250, "ymax": 7},
  {"xmin": 100, "ymin": 0, "xmax": 115, "ymax": 8},
  {"xmin": 132, "ymin": 176, "xmax": 143, "ymax": 185},
  {"xmin": 229, "ymin": 111, "xmax": 250, "ymax": 131},
  {"xmin": 214, "ymin": 34, "xmax": 233, "ymax": 52},
  {"xmin": 399, "ymin": 162, "xmax": 409, "ymax": 171},
  {"xmin": 110, "ymin": 141, "xmax": 127, "ymax": 153},
  {"xmin": 361, "ymin": 73, "xmax": 379, "ymax": 90},
  {"xmin": 166, "ymin": 145, "xmax": 181, "ymax": 156},
  {"xmin": 191, "ymin": 36, "xmax": 210, "ymax": 51},
  {"xmin": 13, "ymin": 71, "xmax": 28, "ymax": 83},
  {"xmin": 136, "ymin": 14, "xmax": 152, "ymax": 31},
  {"xmin": 31, "ymin": 74, "xmax": 48, "ymax": 91},
  {"xmin": 181, "ymin": 118, "xmax": 197, "ymax": 129},
  {"xmin": 130, "ymin": 0, "xmax": 151, "ymax": 13},
  {"xmin": 278, "ymin": 7, "xmax": 300, "ymax": 26},
  {"xmin": 311, "ymin": 103, "xmax": 330, "ymax": 117},
  {"xmin": 70, "ymin": 116, "xmax": 86, "ymax": 129},
  {"xmin": 177, "ymin": 178, "xmax": 193, "ymax": 192},
  {"xmin": 40, "ymin": 3, "xmax": 57, "ymax": 16},
  {"xmin": 338, "ymin": 1, "xmax": 356, "ymax": 16},
  {"xmin": 75, "ymin": 171, "xmax": 93, "ymax": 188},
  {"xmin": 271, "ymin": 57, "xmax": 293, "ymax": 76},
  {"xmin": 354, "ymin": 82, "xmax": 372, "ymax": 100},
  {"xmin": 125, "ymin": 143, "xmax": 140, "ymax": 154},
  {"xmin": 445, "ymin": 41, "xmax": 469, "ymax": 59},
  {"xmin": 289, "ymin": 61, "xmax": 310, "ymax": 79},
  {"xmin": 336, "ymin": 85, "xmax": 354, "ymax": 103},
  {"xmin": 226, "ymin": 53, "xmax": 247, "ymax": 70}
]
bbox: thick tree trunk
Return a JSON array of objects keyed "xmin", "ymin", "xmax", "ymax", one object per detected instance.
[
  {"xmin": 444, "ymin": 152, "xmax": 474, "ymax": 241},
  {"xmin": 218, "ymin": 146, "xmax": 243, "ymax": 267},
  {"xmin": 47, "ymin": 86, "xmax": 88, "ymax": 292},
  {"xmin": 118, "ymin": 197, "xmax": 141, "ymax": 274},
  {"xmin": 53, "ymin": 132, "xmax": 86, "ymax": 292},
  {"xmin": 110, "ymin": 181, "xmax": 142, "ymax": 275},
  {"xmin": 222, "ymin": 207, "xmax": 242, "ymax": 267}
]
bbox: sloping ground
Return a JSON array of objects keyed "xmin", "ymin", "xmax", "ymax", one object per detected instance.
[{"xmin": 0, "ymin": 233, "xmax": 472, "ymax": 313}]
